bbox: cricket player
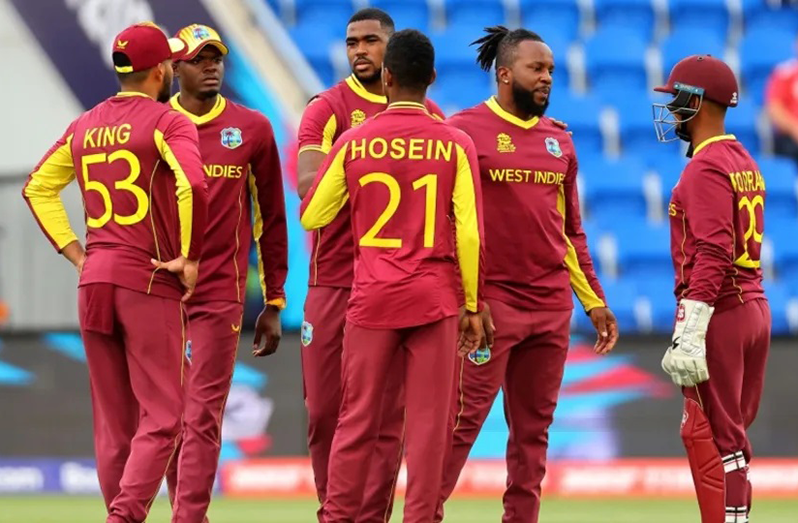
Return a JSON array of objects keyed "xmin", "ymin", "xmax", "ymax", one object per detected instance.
[
  {"xmin": 300, "ymin": 29, "xmax": 485, "ymax": 523},
  {"xmin": 161, "ymin": 24, "xmax": 288, "ymax": 522},
  {"xmin": 295, "ymin": 8, "xmax": 444, "ymax": 520},
  {"xmin": 22, "ymin": 23, "xmax": 207, "ymax": 522},
  {"xmin": 654, "ymin": 55, "xmax": 770, "ymax": 523},
  {"xmin": 436, "ymin": 26, "xmax": 619, "ymax": 523}
]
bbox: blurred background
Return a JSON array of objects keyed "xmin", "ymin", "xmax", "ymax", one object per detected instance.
[{"xmin": 1, "ymin": 0, "xmax": 797, "ymax": 509}]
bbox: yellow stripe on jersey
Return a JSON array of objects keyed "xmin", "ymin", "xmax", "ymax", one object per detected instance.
[
  {"xmin": 346, "ymin": 75, "xmax": 387, "ymax": 104},
  {"xmin": 693, "ymin": 134, "xmax": 736, "ymax": 157},
  {"xmin": 155, "ymin": 129, "xmax": 194, "ymax": 258},
  {"xmin": 557, "ymin": 185, "xmax": 605, "ymax": 311},
  {"xmin": 247, "ymin": 169, "xmax": 269, "ymax": 305},
  {"xmin": 23, "ymin": 134, "xmax": 79, "ymax": 250},
  {"xmin": 321, "ymin": 114, "xmax": 337, "ymax": 154},
  {"xmin": 485, "ymin": 96, "xmax": 540, "ymax": 130},
  {"xmin": 453, "ymin": 143, "xmax": 481, "ymax": 313},
  {"xmin": 169, "ymin": 94, "xmax": 227, "ymax": 125},
  {"xmin": 300, "ymin": 143, "xmax": 350, "ymax": 230}
]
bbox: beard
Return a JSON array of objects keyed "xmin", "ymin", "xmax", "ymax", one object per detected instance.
[
  {"xmin": 353, "ymin": 66, "xmax": 381, "ymax": 85},
  {"xmin": 157, "ymin": 73, "xmax": 172, "ymax": 103},
  {"xmin": 512, "ymin": 80, "xmax": 549, "ymax": 118}
]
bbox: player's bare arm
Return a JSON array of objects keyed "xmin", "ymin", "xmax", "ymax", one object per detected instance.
[
  {"xmin": 297, "ymin": 149, "xmax": 327, "ymax": 199},
  {"xmin": 61, "ymin": 240, "xmax": 87, "ymax": 275}
]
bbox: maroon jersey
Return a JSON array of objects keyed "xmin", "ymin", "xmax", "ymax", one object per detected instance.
[
  {"xmin": 669, "ymin": 134, "xmax": 766, "ymax": 311},
  {"xmin": 300, "ymin": 102, "xmax": 484, "ymax": 329},
  {"xmin": 170, "ymin": 94, "xmax": 288, "ymax": 306},
  {"xmin": 298, "ymin": 75, "xmax": 445, "ymax": 288},
  {"xmin": 448, "ymin": 98, "xmax": 606, "ymax": 312},
  {"xmin": 23, "ymin": 92, "xmax": 208, "ymax": 300}
]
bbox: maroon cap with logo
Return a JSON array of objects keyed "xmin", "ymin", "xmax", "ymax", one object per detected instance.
[
  {"xmin": 654, "ymin": 54, "xmax": 739, "ymax": 107},
  {"xmin": 112, "ymin": 22, "xmax": 186, "ymax": 73}
]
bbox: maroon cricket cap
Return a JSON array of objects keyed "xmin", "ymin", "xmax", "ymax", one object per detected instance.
[
  {"xmin": 112, "ymin": 22, "xmax": 186, "ymax": 73},
  {"xmin": 654, "ymin": 54, "xmax": 739, "ymax": 108}
]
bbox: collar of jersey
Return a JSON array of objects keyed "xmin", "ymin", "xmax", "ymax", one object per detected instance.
[
  {"xmin": 386, "ymin": 101, "xmax": 428, "ymax": 112},
  {"xmin": 170, "ymin": 93, "xmax": 227, "ymax": 125},
  {"xmin": 115, "ymin": 91, "xmax": 151, "ymax": 99},
  {"xmin": 485, "ymin": 97, "xmax": 540, "ymax": 130},
  {"xmin": 345, "ymin": 75, "xmax": 387, "ymax": 104},
  {"xmin": 692, "ymin": 134, "xmax": 736, "ymax": 157}
]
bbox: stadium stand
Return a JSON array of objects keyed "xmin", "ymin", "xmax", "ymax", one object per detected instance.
[{"xmin": 272, "ymin": 0, "xmax": 798, "ymax": 333}]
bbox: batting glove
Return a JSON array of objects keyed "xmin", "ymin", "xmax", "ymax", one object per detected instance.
[{"xmin": 661, "ymin": 299, "xmax": 714, "ymax": 387}]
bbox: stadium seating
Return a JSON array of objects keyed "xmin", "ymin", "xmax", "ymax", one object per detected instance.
[
  {"xmin": 371, "ymin": 0, "xmax": 431, "ymax": 31},
  {"xmin": 739, "ymin": 28, "xmax": 794, "ymax": 102},
  {"xmin": 584, "ymin": 28, "xmax": 649, "ymax": 97},
  {"xmin": 593, "ymin": 0, "xmax": 657, "ymax": 42},
  {"xmin": 659, "ymin": 29, "xmax": 726, "ymax": 78},
  {"xmin": 667, "ymin": 0, "xmax": 730, "ymax": 43},
  {"xmin": 520, "ymin": 0, "xmax": 582, "ymax": 42},
  {"xmin": 275, "ymin": 0, "xmax": 798, "ymax": 333}
]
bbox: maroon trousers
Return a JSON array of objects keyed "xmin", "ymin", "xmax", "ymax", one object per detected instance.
[
  {"xmin": 166, "ymin": 301, "xmax": 243, "ymax": 522},
  {"xmin": 323, "ymin": 317, "xmax": 458, "ymax": 523},
  {"xmin": 79, "ymin": 283, "xmax": 185, "ymax": 523},
  {"xmin": 436, "ymin": 300, "xmax": 572, "ymax": 523},
  {"xmin": 302, "ymin": 287, "xmax": 405, "ymax": 522},
  {"xmin": 683, "ymin": 298, "xmax": 770, "ymax": 520}
]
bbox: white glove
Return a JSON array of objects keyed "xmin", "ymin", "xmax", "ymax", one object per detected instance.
[{"xmin": 661, "ymin": 299, "xmax": 714, "ymax": 387}]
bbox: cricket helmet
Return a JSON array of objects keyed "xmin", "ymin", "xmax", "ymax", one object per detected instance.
[{"xmin": 652, "ymin": 55, "xmax": 739, "ymax": 143}]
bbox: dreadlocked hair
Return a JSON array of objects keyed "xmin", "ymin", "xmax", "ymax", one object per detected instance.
[{"xmin": 472, "ymin": 25, "xmax": 545, "ymax": 74}]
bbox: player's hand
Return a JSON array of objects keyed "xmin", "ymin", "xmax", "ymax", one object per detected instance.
[
  {"xmin": 458, "ymin": 311, "xmax": 484, "ymax": 357},
  {"xmin": 62, "ymin": 240, "xmax": 86, "ymax": 275},
  {"xmin": 252, "ymin": 305, "xmax": 282, "ymax": 357},
  {"xmin": 589, "ymin": 307, "xmax": 618, "ymax": 355},
  {"xmin": 481, "ymin": 302, "xmax": 496, "ymax": 349},
  {"xmin": 550, "ymin": 118, "xmax": 573, "ymax": 135},
  {"xmin": 150, "ymin": 257, "xmax": 199, "ymax": 302},
  {"xmin": 662, "ymin": 299, "xmax": 713, "ymax": 387}
]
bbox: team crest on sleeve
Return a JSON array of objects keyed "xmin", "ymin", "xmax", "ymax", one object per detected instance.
[
  {"xmin": 545, "ymin": 137, "xmax": 563, "ymax": 158},
  {"xmin": 497, "ymin": 133, "xmax": 516, "ymax": 153},
  {"xmin": 468, "ymin": 347, "xmax": 491, "ymax": 366},
  {"xmin": 301, "ymin": 321, "xmax": 314, "ymax": 347},
  {"xmin": 350, "ymin": 109, "xmax": 366, "ymax": 127},
  {"xmin": 221, "ymin": 127, "xmax": 243, "ymax": 149}
]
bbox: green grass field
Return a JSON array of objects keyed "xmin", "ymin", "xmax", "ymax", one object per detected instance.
[{"xmin": 3, "ymin": 496, "xmax": 798, "ymax": 522}]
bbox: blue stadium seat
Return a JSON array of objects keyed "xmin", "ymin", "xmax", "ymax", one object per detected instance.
[
  {"xmin": 289, "ymin": 23, "xmax": 337, "ymax": 87},
  {"xmin": 740, "ymin": 29, "xmax": 794, "ymax": 103},
  {"xmin": 659, "ymin": 29, "xmax": 726, "ymax": 79},
  {"xmin": 597, "ymin": 277, "xmax": 639, "ymax": 331},
  {"xmin": 584, "ymin": 28, "xmax": 649, "ymax": 97},
  {"xmin": 520, "ymin": 0, "xmax": 581, "ymax": 43},
  {"xmin": 613, "ymin": 91, "xmax": 680, "ymax": 157},
  {"xmin": 767, "ymin": 218, "xmax": 798, "ymax": 280},
  {"xmin": 547, "ymin": 94, "xmax": 604, "ymax": 155},
  {"xmin": 371, "ymin": 0, "xmax": 431, "ymax": 31},
  {"xmin": 744, "ymin": 3, "xmax": 798, "ymax": 34},
  {"xmin": 613, "ymin": 221, "xmax": 673, "ymax": 280},
  {"xmin": 763, "ymin": 281, "xmax": 790, "ymax": 334},
  {"xmin": 428, "ymin": 70, "xmax": 492, "ymax": 112},
  {"xmin": 446, "ymin": 0, "xmax": 507, "ymax": 29},
  {"xmin": 593, "ymin": 0, "xmax": 656, "ymax": 42},
  {"xmin": 579, "ymin": 156, "xmax": 648, "ymax": 224},
  {"xmin": 634, "ymin": 274, "xmax": 678, "ymax": 330},
  {"xmin": 758, "ymin": 157, "xmax": 798, "ymax": 219},
  {"xmin": 295, "ymin": 0, "xmax": 354, "ymax": 28},
  {"xmin": 668, "ymin": 0, "xmax": 730, "ymax": 43},
  {"xmin": 726, "ymin": 99, "xmax": 762, "ymax": 155},
  {"xmin": 648, "ymin": 153, "xmax": 687, "ymax": 210}
]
